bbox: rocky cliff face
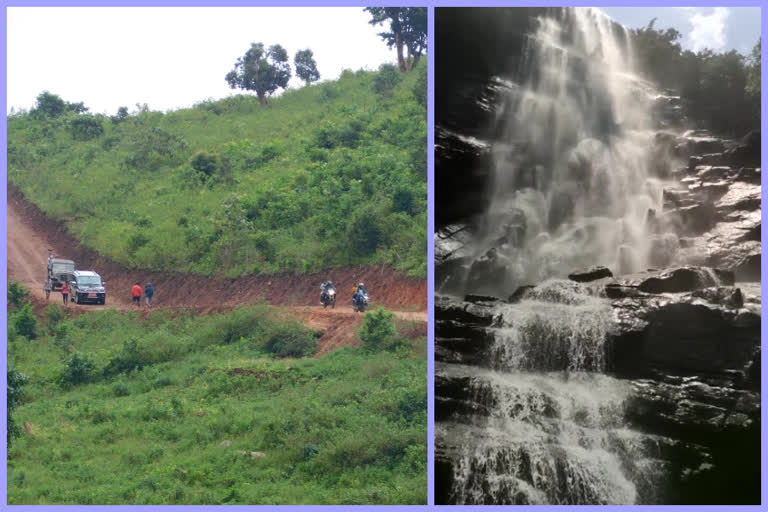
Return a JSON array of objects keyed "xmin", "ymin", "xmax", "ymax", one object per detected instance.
[{"xmin": 435, "ymin": 7, "xmax": 760, "ymax": 505}]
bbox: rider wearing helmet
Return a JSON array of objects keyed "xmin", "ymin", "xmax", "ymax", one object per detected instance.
[
  {"xmin": 353, "ymin": 282, "xmax": 368, "ymax": 305},
  {"xmin": 320, "ymin": 280, "xmax": 336, "ymax": 303}
]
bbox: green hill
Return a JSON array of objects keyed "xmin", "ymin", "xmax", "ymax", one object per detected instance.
[
  {"xmin": 7, "ymin": 295, "xmax": 427, "ymax": 504},
  {"xmin": 8, "ymin": 63, "xmax": 426, "ymax": 277}
]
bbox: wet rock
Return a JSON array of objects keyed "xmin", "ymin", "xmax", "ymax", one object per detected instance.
[
  {"xmin": 567, "ymin": 266, "xmax": 613, "ymax": 283},
  {"xmin": 733, "ymin": 253, "xmax": 761, "ymax": 281},
  {"xmin": 723, "ymin": 130, "xmax": 760, "ymax": 168},
  {"xmin": 689, "ymin": 287, "xmax": 744, "ymax": 309},
  {"xmin": 508, "ymin": 285, "xmax": 536, "ymax": 303},
  {"xmin": 635, "ymin": 266, "xmax": 733, "ymax": 294}
]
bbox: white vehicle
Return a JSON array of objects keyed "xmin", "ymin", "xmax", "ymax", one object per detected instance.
[{"xmin": 70, "ymin": 270, "xmax": 106, "ymax": 305}]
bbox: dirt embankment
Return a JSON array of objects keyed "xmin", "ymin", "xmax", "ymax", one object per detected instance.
[{"xmin": 7, "ymin": 186, "xmax": 427, "ymax": 353}]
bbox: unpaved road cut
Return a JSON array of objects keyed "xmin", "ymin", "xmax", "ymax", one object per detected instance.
[{"xmin": 8, "ymin": 188, "xmax": 427, "ymax": 352}]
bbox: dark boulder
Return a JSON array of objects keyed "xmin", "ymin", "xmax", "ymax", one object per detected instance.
[
  {"xmin": 636, "ymin": 266, "xmax": 734, "ymax": 294},
  {"xmin": 723, "ymin": 130, "xmax": 760, "ymax": 168},
  {"xmin": 689, "ymin": 286, "xmax": 744, "ymax": 309},
  {"xmin": 567, "ymin": 265, "xmax": 613, "ymax": 283}
]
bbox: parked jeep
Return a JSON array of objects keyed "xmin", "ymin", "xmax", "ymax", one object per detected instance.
[
  {"xmin": 49, "ymin": 258, "xmax": 75, "ymax": 290},
  {"xmin": 70, "ymin": 270, "xmax": 106, "ymax": 305}
]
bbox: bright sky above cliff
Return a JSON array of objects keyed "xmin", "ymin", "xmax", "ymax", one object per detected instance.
[
  {"xmin": 7, "ymin": 7, "xmax": 397, "ymax": 115},
  {"xmin": 601, "ymin": 7, "xmax": 761, "ymax": 55}
]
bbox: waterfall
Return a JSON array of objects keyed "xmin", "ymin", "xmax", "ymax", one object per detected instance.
[
  {"xmin": 438, "ymin": 280, "xmax": 662, "ymax": 504},
  {"xmin": 462, "ymin": 8, "xmax": 670, "ymax": 297}
]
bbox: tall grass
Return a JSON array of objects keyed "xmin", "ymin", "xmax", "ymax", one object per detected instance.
[
  {"xmin": 7, "ymin": 301, "xmax": 426, "ymax": 504},
  {"xmin": 8, "ymin": 63, "xmax": 426, "ymax": 277}
]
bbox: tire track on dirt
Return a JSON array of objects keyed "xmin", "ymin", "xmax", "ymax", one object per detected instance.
[{"xmin": 7, "ymin": 186, "xmax": 427, "ymax": 352}]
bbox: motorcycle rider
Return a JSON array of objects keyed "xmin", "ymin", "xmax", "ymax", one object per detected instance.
[
  {"xmin": 320, "ymin": 280, "xmax": 336, "ymax": 304},
  {"xmin": 352, "ymin": 282, "xmax": 368, "ymax": 306}
]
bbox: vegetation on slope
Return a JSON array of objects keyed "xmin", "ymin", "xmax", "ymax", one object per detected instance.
[
  {"xmin": 7, "ymin": 63, "xmax": 427, "ymax": 278},
  {"xmin": 7, "ymin": 285, "xmax": 427, "ymax": 504},
  {"xmin": 631, "ymin": 22, "xmax": 760, "ymax": 136}
]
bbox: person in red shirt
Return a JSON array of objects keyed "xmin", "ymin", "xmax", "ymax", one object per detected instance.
[
  {"xmin": 131, "ymin": 282, "xmax": 142, "ymax": 307},
  {"xmin": 61, "ymin": 282, "xmax": 70, "ymax": 306}
]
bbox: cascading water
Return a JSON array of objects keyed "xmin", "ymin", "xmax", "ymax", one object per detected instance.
[
  {"xmin": 461, "ymin": 8, "xmax": 671, "ymax": 297},
  {"xmin": 436, "ymin": 9, "xmax": 678, "ymax": 504},
  {"xmin": 437, "ymin": 280, "xmax": 666, "ymax": 504}
]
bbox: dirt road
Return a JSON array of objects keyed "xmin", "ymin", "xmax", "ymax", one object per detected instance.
[{"xmin": 7, "ymin": 189, "xmax": 427, "ymax": 353}]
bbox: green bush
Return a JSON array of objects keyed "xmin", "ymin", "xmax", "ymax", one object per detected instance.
[
  {"xmin": 8, "ymin": 281, "xmax": 28, "ymax": 309},
  {"xmin": 69, "ymin": 115, "xmax": 104, "ymax": 141},
  {"xmin": 190, "ymin": 151, "xmax": 219, "ymax": 178},
  {"xmin": 7, "ymin": 368, "xmax": 28, "ymax": 448},
  {"xmin": 346, "ymin": 205, "xmax": 383, "ymax": 257},
  {"xmin": 373, "ymin": 63, "xmax": 402, "ymax": 97},
  {"xmin": 112, "ymin": 382, "xmax": 130, "ymax": 397},
  {"xmin": 264, "ymin": 326, "xmax": 318, "ymax": 358},
  {"xmin": 103, "ymin": 339, "xmax": 146, "ymax": 377},
  {"xmin": 13, "ymin": 303, "xmax": 38, "ymax": 340},
  {"xmin": 45, "ymin": 304, "xmax": 66, "ymax": 335},
  {"xmin": 60, "ymin": 353, "xmax": 97, "ymax": 387},
  {"xmin": 358, "ymin": 307, "xmax": 397, "ymax": 350}
]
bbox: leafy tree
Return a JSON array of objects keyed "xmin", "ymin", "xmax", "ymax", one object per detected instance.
[
  {"xmin": 358, "ymin": 307, "xmax": 397, "ymax": 350},
  {"xmin": 13, "ymin": 302, "xmax": 38, "ymax": 339},
  {"xmin": 225, "ymin": 43, "xmax": 291, "ymax": 106},
  {"xmin": 8, "ymin": 281, "xmax": 28, "ymax": 309},
  {"xmin": 111, "ymin": 106, "xmax": 129, "ymax": 124},
  {"xmin": 32, "ymin": 91, "xmax": 67, "ymax": 118},
  {"xmin": 373, "ymin": 63, "xmax": 402, "ymax": 97},
  {"xmin": 7, "ymin": 368, "xmax": 27, "ymax": 447},
  {"xmin": 294, "ymin": 48, "xmax": 320, "ymax": 85},
  {"xmin": 365, "ymin": 8, "xmax": 427, "ymax": 72},
  {"xmin": 66, "ymin": 101, "xmax": 89, "ymax": 114},
  {"xmin": 631, "ymin": 20, "xmax": 759, "ymax": 135},
  {"xmin": 69, "ymin": 115, "xmax": 104, "ymax": 141},
  {"xmin": 746, "ymin": 38, "xmax": 761, "ymax": 98}
]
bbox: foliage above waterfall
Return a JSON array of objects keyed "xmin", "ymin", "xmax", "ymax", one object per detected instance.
[
  {"xmin": 7, "ymin": 63, "xmax": 426, "ymax": 277},
  {"xmin": 631, "ymin": 22, "xmax": 759, "ymax": 136}
]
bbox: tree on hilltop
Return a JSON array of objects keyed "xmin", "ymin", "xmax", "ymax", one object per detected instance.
[
  {"xmin": 294, "ymin": 48, "xmax": 320, "ymax": 86},
  {"xmin": 225, "ymin": 43, "xmax": 291, "ymax": 106},
  {"xmin": 364, "ymin": 7, "xmax": 427, "ymax": 72}
]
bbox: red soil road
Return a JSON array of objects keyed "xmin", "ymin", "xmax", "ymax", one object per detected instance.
[{"xmin": 7, "ymin": 187, "xmax": 427, "ymax": 354}]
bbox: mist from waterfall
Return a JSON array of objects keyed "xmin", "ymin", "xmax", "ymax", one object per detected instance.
[{"xmin": 464, "ymin": 8, "xmax": 670, "ymax": 296}]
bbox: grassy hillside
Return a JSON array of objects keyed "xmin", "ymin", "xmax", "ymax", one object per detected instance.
[
  {"xmin": 7, "ymin": 64, "xmax": 426, "ymax": 278},
  {"xmin": 7, "ymin": 292, "xmax": 427, "ymax": 504}
]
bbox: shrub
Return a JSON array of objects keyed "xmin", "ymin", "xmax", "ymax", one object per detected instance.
[
  {"xmin": 112, "ymin": 382, "xmax": 130, "ymax": 397},
  {"xmin": 392, "ymin": 186, "xmax": 416, "ymax": 215},
  {"xmin": 60, "ymin": 353, "xmax": 97, "ymax": 387},
  {"xmin": 373, "ymin": 63, "xmax": 402, "ymax": 97},
  {"xmin": 45, "ymin": 304, "xmax": 66, "ymax": 334},
  {"xmin": 13, "ymin": 303, "xmax": 38, "ymax": 339},
  {"xmin": 69, "ymin": 115, "xmax": 104, "ymax": 141},
  {"xmin": 103, "ymin": 339, "xmax": 146, "ymax": 377},
  {"xmin": 346, "ymin": 205, "xmax": 383, "ymax": 256},
  {"xmin": 358, "ymin": 307, "xmax": 397, "ymax": 350},
  {"xmin": 190, "ymin": 151, "xmax": 219, "ymax": 178},
  {"xmin": 264, "ymin": 325, "xmax": 317, "ymax": 358},
  {"xmin": 8, "ymin": 281, "xmax": 28, "ymax": 309},
  {"xmin": 7, "ymin": 368, "xmax": 28, "ymax": 448},
  {"xmin": 126, "ymin": 232, "xmax": 150, "ymax": 256}
]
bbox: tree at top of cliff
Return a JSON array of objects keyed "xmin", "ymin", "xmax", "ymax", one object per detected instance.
[
  {"xmin": 225, "ymin": 43, "xmax": 291, "ymax": 106},
  {"xmin": 365, "ymin": 7, "xmax": 427, "ymax": 72},
  {"xmin": 294, "ymin": 48, "xmax": 320, "ymax": 86}
]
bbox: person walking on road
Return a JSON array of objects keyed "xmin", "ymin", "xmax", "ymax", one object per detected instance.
[
  {"xmin": 61, "ymin": 282, "xmax": 70, "ymax": 306},
  {"xmin": 132, "ymin": 282, "xmax": 142, "ymax": 307},
  {"xmin": 145, "ymin": 282, "xmax": 154, "ymax": 308},
  {"xmin": 44, "ymin": 278, "xmax": 52, "ymax": 301}
]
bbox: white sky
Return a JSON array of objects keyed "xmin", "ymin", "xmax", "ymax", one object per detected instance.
[{"xmin": 7, "ymin": 7, "xmax": 398, "ymax": 114}]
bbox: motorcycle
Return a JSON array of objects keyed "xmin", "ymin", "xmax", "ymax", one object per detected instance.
[
  {"xmin": 352, "ymin": 291, "xmax": 369, "ymax": 313},
  {"xmin": 321, "ymin": 288, "xmax": 336, "ymax": 309}
]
